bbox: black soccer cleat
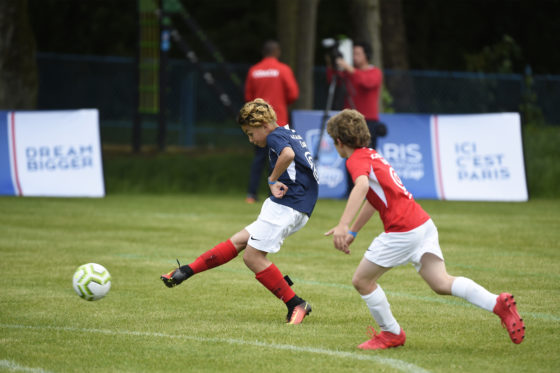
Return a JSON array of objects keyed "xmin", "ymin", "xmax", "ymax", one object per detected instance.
[{"xmin": 160, "ymin": 260, "xmax": 194, "ymax": 288}]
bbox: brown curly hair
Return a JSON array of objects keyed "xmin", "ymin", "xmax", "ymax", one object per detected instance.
[
  {"xmin": 326, "ymin": 109, "xmax": 371, "ymax": 148},
  {"xmin": 236, "ymin": 98, "xmax": 277, "ymax": 127}
]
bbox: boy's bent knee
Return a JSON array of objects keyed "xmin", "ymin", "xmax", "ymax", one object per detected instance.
[
  {"xmin": 352, "ymin": 275, "xmax": 376, "ymax": 295},
  {"xmin": 242, "ymin": 250, "xmax": 255, "ymax": 266},
  {"xmin": 230, "ymin": 230, "xmax": 250, "ymax": 252},
  {"xmin": 242, "ymin": 246, "xmax": 270, "ymax": 273}
]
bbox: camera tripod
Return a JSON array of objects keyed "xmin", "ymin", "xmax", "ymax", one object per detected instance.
[{"xmin": 313, "ymin": 69, "xmax": 355, "ymax": 163}]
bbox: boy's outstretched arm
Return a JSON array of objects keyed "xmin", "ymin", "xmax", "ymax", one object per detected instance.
[{"xmin": 325, "ymin": 175, "xmax": 370, "ymax": 254}]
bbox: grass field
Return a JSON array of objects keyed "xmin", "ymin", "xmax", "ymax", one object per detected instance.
[{"xmin": 1, "ymin": 195, "xmax": 559, "ymax": 372}]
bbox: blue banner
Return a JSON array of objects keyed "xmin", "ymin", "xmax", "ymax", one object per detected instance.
[
  {"xmin": 377, "ymin": 114, "xmax": 439, "ymax": 199},
  {"xmin": 292, "ymin": 110, "xmax": 440, "ymax": 200}
]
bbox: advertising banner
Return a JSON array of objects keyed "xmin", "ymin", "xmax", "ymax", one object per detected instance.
[
  {"xmin": 433, "ymin": 113, "xmax": 527, "ymax": 201},
  {"xmin": 292, "ymin": 110, "xmax": 527, "ymax": 201},
  {"xmin": 376, "ymin": 114, "xmax": 438, "ymax": 199},
  {"xmin": 0, "ymin": 109, "xmax": 105, "ymax": 197}
]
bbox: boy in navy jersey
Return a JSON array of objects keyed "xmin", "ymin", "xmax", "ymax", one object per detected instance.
[
  {"xmin": 161, "ymin": 99, "xmax": 319, "ymax": 324},
  {"xmin": 325, "ymin": 109, "xmax": 525, "ymax": 349}
]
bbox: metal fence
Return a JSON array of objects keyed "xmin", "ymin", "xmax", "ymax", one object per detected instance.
[{"xmin": 36, "ymin": 53, "xmax": 560, "ymax": 147}]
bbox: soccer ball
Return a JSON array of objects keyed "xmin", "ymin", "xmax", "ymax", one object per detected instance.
[{"xmin": 72, "ymin": 263, "xmax": 111, "ymax": 301}]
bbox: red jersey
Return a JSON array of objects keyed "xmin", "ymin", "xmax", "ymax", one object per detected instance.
[
  {"xmin": 245, "ymin": 57, "xmax": 299, "ymax": 126},
  {"xmin": 327, "ymin": 66, "xmax": 382, "ymax": 121},
  {"xmin": 346, "ymin": 147, "xmax": 430, "ymax": 233}
]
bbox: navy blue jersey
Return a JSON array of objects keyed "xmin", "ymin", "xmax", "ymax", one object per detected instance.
[{"xmin": 267, "ymin": 126, "xmax": 319, "ymax": 216}]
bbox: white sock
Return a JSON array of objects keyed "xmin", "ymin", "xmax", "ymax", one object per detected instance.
[
  {"xmin": 451, "ymin": 276, "xmax": 497, "ymax": 312},
  {"xmin": 361, "ymin": 286, "xmax": 401, "ymax": 334}
]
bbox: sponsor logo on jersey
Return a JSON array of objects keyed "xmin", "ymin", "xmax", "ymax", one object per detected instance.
[{"xmin": 252, "ymin": 69, "xmax": 279, "ymax": 78}]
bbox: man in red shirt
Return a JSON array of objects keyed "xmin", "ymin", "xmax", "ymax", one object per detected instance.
[
  {"xmin": 244, "ymin": 40, "xmax": 299, "ymax": 203},
  {"xmin": 324, "ymin": 109, "xmax": 525, "ymax": 350},
  {"xmin": 327, "ymin": 42, "xmax": 383, "ymax": 148}
]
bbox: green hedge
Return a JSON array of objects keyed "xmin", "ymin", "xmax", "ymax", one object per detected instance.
[
  {"xmin": 103, "ymin": 125, "xmax": 560, "ymax": 198},
  {"xmin": 103, "ymin": 146, "xmax": 264, "ymax": 195},
  {"xmin": 522, "ymin": 124, "xmax": 560, "ymax": 198}
]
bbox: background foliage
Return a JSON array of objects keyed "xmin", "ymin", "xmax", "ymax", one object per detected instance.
[{"xmin": 27, "ymin": 0, "xmax": 560, "ymax": 74}]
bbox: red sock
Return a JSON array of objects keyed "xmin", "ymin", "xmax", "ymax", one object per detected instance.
[
  {"xmin": 255, "ymin": 263, "xmax": 296, "ymax": 303},
  {"xmin": 189, "ymin": 240, "xmax": 238, "ymax": 274}
]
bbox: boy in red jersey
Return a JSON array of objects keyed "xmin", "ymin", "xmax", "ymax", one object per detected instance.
[{"xmin": 325, "ymin": 109, "xmax": 525, "ymax": 349}]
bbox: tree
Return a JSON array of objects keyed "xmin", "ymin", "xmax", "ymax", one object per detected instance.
[
  {"xmin": 349, "ymin": 0, "xmax": 383, "ymax": 69},
  {"xmin": 0, "ymin": 0, "xmax": 38, "ymax": 109},
  {"xmin": 380, "ymin": 0, "xmax": 414, "ymax": 112},
  {"xmin": 348, "ymin": 0, "xmax": 383, "ymax": 111},
  {"xmin": 276, "ymin": 0, "xmax": 319, "ymax": 110},
  {"xmin": 380, "ymin": 0, "xmax": 408, "ymax": 71}
]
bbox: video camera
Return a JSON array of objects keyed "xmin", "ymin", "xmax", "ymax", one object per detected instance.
[
  {"xmin": 322, "ymin": 38, "xmax": 353, "ymax": 67},
  {"xmin": 322, "ymin": 38, "xmax": 343, "ymax": 62}
]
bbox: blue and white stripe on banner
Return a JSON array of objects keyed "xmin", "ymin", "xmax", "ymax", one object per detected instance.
[
  {"xmin": 430, "ymin": 115, "xmax": 445, "ymax": 200},
  {"xmin": 0, "ymin": 111, "xmax": 20, "ymax": 196}
]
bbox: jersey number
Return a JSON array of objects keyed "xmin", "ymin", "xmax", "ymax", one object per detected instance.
[
  {"xmin": 304, "ymin": 151, "xmax": 319, "ymax": 182},
  {"xmin": 390, "ymin": 166, "xmax": 411, "ymax": 199}
]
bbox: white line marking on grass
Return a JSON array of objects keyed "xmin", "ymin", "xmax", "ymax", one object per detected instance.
[
  {"xmin": 523, "ymin": 311, "xmax": 560, "ymax": 322},
  {"xmin": 0, "ymin": 360, "xmax": 53, "ymax": 373},
  {"xmin": 2, "ymin": 324, "xmax": 430, "ymax": 373}
]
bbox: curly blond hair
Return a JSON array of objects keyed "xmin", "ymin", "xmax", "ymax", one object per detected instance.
[
  {"xmin": 326, "ymin": 109, "xmax": 371, "ymax": 148},
  {"xmin": 236, "ymin": 98, "xmax": 277, "ymax": 127}
]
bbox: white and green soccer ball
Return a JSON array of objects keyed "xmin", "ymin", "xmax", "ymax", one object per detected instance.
[{"xmin": 72, "ymin": 263, "xmax": 111, "ymax": 301}]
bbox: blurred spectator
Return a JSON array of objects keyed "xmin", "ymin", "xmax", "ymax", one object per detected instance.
[
  {"xmin": 327, "ymin": 41, "xmax": 385, "ymax": 149},
  {"xmin": 244, "ymin": 40, "xmax": 299, "ymax": 203}
]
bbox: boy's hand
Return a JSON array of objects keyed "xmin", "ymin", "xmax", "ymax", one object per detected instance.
[
  {"xmin": 269, "ymin": 181, "xmax": 288, "ymax": 198},
  {"xmin": 324, "ymin": 225, "xmax": 353, "ymax": 254}
]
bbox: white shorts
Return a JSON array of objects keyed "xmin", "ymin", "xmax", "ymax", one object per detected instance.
[
  {"xmin": 245, "ymin": 198, "xmax": 309, "ymax": 253},
  {"xmin": 364, "ymin": 219, "xmax": 444, "ymax": 272}
]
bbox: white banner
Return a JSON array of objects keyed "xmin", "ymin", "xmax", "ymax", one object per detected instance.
[
  {"xmin": 434, "ymin": 113, "xmax": 527, "ymax": 201},
  {"xmin": 11, "ymin": 109, "xmax": 105, "ymax": 197}
]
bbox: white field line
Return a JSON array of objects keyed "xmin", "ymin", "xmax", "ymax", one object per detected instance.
[
  {"xmin": 0, "ymin": 359, "xmax": 53, "ymax": 373},
  {"xmin": 1, "ymin": 324, "xmax": 431, "ymax": 373}
]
